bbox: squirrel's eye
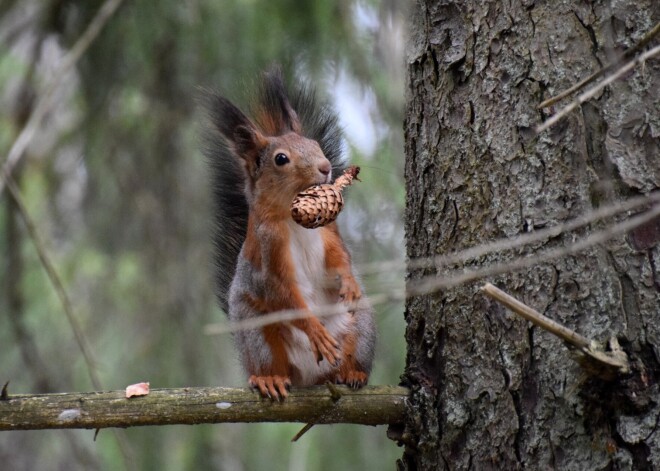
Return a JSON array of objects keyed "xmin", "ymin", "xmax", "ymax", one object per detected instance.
[{"xmin": 274, "ymin": 153, "xmax": 290, "ymax": 166}]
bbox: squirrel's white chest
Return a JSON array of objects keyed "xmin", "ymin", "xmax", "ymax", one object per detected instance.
[
  {"xmin": 287, "ymin": 221, "xmax": 326, "ymax": 306},
  {"xmin": 285, "ymin": 221, "xmax": 350, "ymax": 384}
]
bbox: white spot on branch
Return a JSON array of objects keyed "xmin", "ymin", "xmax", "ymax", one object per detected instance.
[{"xmin": 57, "ymin": 409, "xmax": 81, "ymax": 422}]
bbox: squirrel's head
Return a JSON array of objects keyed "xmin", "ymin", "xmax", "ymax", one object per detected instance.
[{"xmin": 211, "ymin": 70, "xmax": 333, "ymax": 218}]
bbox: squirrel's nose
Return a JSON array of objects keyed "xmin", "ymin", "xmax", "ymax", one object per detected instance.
[{"xmin": 318, "ymin": 160, "xmax": 331, "ymax": 176}]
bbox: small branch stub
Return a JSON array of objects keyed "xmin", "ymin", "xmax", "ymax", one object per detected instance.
[
  {"xmin": 291, "ymin": 382, "xmax": 345, "ymax": 442},
  {"xmin": 481, "ymin": 283, "xmax": 629, "ymax": 380},
  {"xmin": 291, "ymin": 166, "xmax": 360, "ymax": 229}
]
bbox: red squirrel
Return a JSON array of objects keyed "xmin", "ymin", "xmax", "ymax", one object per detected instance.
[{"xmin": 207, "ymin": 68, "xmax": 376, "ymax": 400}]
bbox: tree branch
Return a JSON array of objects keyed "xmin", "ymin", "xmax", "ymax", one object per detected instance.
[
  {"xmin": 407, "ymin": 200, "xmax": 660, "ymax": 296},
  {"xmin": 537, "ymin": 21, "xmax": 660, "ymax": 109},
  {"xmin": 0, "ymin": 385, "xmax": 408, "ymax": 431},
  {"xmin": 535, "ymin": 43, "xmax": 660, "ymax": 134},
  {"xmin": 481, "ymin": 283, "xmax": 591, "ymax": 350},
  {"xmin": 481, "ymin": 283, "xmax": 630, "ymax": 380},
  {"xmin": 4, "ymin": 175, "xmax": 102, "ymax": 391}
]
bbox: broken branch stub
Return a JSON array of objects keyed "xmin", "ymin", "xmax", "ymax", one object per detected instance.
[{"xmin": 481, "ymin": 283, "xmax": 629, "ymax": 380}]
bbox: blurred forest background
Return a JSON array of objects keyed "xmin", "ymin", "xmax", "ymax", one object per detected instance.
[{"xmin": 0, "ymin": 0, "xmax": 407, "ymax": 469}]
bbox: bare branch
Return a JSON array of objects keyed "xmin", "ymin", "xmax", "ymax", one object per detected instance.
[
  {"xmin": 205, "ymin": 199, "xmax": 660, "ymax": 335},
  {"xmin": 4, "ymin": 175, "xmax": 102, "ymax": 390},
  {"xmin": 359, "ymin": 192, "xmax": 659, "ymax": 275},
  {"xmin": 536, "ymin": 44, "xmax": 660, "ymax": 134},
  {"xmin": 4, "ymin": 176, "xmax": 136, "ymax": 468},
  {"xmin": 481, "ymin": 283, "xmax": 591, "ymax": 349},
  {"xmin": 0, "ymin": 385, "xmax": 409, "ymax": 431},
  {"xmin": 538, "ymin": 21, "xmax": 660, "ymax": 109},
  {"xmin": 408, "ymin": 202, "xmax": 660, "ymax": 296},
  {"xmin": 1, "ymin": 3, "xmax": 129, "ymax": 461},
  {"xmin": 204, "ymin": 290, "xmax": 405, "ymax": 335},
  {"xmin": 481, "ymin": 283, "xmax": 629, "ymax": 379},
  {"xmin": 291, "ymin": 381, "xmax": 345, "ymax": 442},
  {"xmin": 291, "ymin": 423, "xmax": 315, "ymax": 442},
  {"xmin": 406, "ymin": 193, "xmax": 658, "ymax": 272}
]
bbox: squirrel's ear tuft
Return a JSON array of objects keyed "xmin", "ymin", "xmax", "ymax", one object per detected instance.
[
  {"xmin": 209, "ymin": 94, "xmax": 266, "ymax": 177},
  {"xmin": 210, "ymin": 95, "xmax": 254, "ymax": 137},
  {"xmin": 233, "ymin": 125, "xmax": 267, "ymax": 168},
  {"xmin": 256, "ymin": 66, "xmax": 302, "ymax": 135}
]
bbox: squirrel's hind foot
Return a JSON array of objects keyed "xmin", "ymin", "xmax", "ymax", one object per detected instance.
[
  {"xmin": 249, "ymin": 375, "xmax": 292, "ymax": 401},
  {"xmin": 334, "ymin": 370, "xmax": 369, "ymax": 389}
]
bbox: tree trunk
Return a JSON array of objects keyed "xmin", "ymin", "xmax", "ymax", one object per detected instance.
[{"xmin": 402, "ymin": 1, "xmax": 659, "ymax": 469}]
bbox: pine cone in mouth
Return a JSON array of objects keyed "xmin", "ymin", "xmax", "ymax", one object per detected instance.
[{"xmin": 290, "ymin": 166, "xmax": 361, "ymax": 229}]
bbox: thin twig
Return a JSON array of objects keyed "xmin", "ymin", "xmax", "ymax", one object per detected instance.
[
  {"xmin": 0, "ymin": 0, "xmax": 125, "ymax": 198},
  {"xmin": 481, "ymin": 283, "xmax": 591, "ymax": 349},
  {"xmin": 5, "ymin": 174, "xmax": 136, "ymax": 469},
  {"xmin": 481, "ymin": 283, "xmax": 629, "ymax": 377},
  {"xmin": 536, "ymin": 44, "xmax": 660, "ymax": 134},
  {"xmin": 204, "ymin": 295, "xmax": 395, "ymax": 335},
  {"xmin": 408, "ymin": 201, "xmax": 660, "ymax": 296},
  {"xmin": 4, "ymin": 175, "xmax": 102, "ymax": 390},
  {"xmin": 291, "ymin": 382, "xmax": 346, "ymax": 442},
  {"xmin": 1, "ymin": 2, "xmax": 131, "ymax": 463},
  {"xmin": 206, "ymin": 201, "xmax": 659, "ymax": 335},
  {"xmin": 359, "ymin": 193, "xmax": 659, "ymax": 275},
  {"xmin": 538, "ymin": 21, "xmax": 660, "ymax": 109},
  {"xmin": 325, "ymin": 381, "xmax": 343, "ymax": 402},
  {"xmin": 409, "ymin": 193, "xmax": 658, "ymax": 272},
  {"xmin": 291, "ymin": 423, "xmax": 315, "ymax": 442}
]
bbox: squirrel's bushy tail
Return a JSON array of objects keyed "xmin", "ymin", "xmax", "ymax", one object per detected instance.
[{"xmin": 205, "ymin": 67, "xmax": 346, "ymax": 314}]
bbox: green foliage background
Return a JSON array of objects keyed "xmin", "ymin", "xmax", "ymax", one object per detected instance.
[{"xmin": 0, "ymin": 0, "xmax": 406, "ymax": 469}]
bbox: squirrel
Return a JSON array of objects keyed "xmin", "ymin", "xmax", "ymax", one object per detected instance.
[{"xmin": 206, "ymin": 68, "xmax": 376, "ymax": 400}]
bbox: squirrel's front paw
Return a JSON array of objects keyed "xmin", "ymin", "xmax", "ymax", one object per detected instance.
[
  {"xmin": 305, "ymin": 320, "xmax": 341, "ymax": 366},
  {"xmin": 339, "ymin": 275, "xmax": 362, "ymax": 305},
  {"xmin": 249, "ymin": 375, "xmax": 291, "ymax": 401}
]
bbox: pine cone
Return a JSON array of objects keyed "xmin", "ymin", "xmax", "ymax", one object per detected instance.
[{"xmin": 291, "ymin": 166, "xmax": 360, "ymax": 229}]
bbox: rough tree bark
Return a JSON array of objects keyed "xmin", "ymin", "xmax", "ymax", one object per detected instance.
[{"xmin": 402, "ymin": 1, "xmax": 659, "ymax": 470}]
